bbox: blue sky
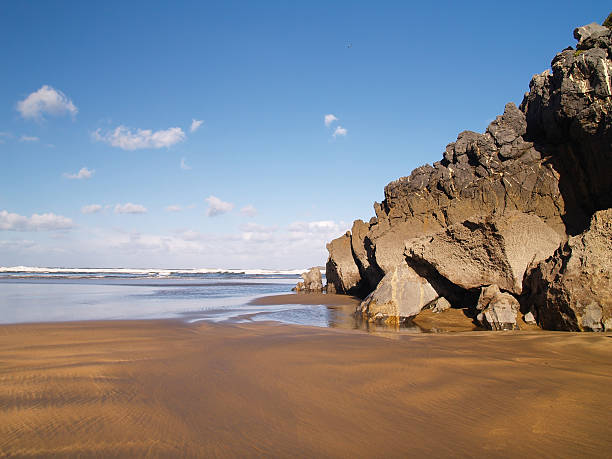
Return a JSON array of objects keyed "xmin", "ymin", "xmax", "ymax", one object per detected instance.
[{"xmin": 1, "ymin": 1, "xmax": 609, "ymax": 269}]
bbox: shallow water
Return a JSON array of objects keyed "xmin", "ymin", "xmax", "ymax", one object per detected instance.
[{"xmin": 0, "ymin": 272, "xmax": 424, "ymax": 333}]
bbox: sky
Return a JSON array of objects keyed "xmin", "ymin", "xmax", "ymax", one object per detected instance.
[{"xmin": 0, "ymin": 1, "xmax": 609, "ymax": 269}]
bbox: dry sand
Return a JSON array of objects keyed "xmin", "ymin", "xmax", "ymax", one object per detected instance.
[{"xmin": 1, "ymin": 319, "xmax": 611, "ymax": 457}]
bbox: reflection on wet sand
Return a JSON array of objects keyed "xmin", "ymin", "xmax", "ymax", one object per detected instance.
[{"xmin": 247, "ymin": 293, "xmax": 480, "ymax": 334}]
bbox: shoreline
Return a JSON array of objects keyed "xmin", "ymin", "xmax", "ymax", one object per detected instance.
[{"xmin": 1, "ymin": 318, "xmax": 611, "ymax": 456}]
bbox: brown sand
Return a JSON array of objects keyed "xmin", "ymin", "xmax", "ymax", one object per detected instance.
[{"xmin": 1, "ymin": 320, "xmax": 611, "ymax": 457}]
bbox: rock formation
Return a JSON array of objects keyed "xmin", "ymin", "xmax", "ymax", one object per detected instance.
[
  {"xmin": 523, "ymin": 209, "xmax": 612, "ymax": 331},
  {"xmin": 324, "ymin": 18, "xmax": 612, "ymax": 330},
  {"xmin": 293, "ymin": 267, "xmax": 323, "ymax": 293},
  {"xmin": 404, "ymin": 212, "xmax": 562, "ymax": 296}
]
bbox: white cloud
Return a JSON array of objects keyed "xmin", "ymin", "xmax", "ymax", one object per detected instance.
[
  {"xmin": 240, "ymin": 204, "xmax": 257, "ymax": 217},
  {"xmin": 190, "ymin": 119, "xmax": 204, "ymax": 132},
  {"xmin": 17, "ymin": 85, "xmax": 78, "ymax": 120},
  {"xmin": 240, "ymin": 222, "xmax": 277, "ymax": 233},
  {"xmin": 165, "ymin": 205, "xmax": 182, "ymax": 212},
  {"xmin": 324, "ymin": 114, "xmax": 338, "ymax": 127},
  {"xmin": 206, "ymin": 195, "xmax": 234, "ymax": 217},
  {"xmin": 63, "ymin": 167, "xmax": 94, "ymax": 180},
  {"xmin": 19, "ymin": 135, "xmax": 39, "ymax": 142},
  {"xmin": 81, "ymin": 204, "xmax": 102, "ymax": 214},
  {"xmin": 288, "ymin": 220, "xmax": 340, "ymax": 233},
  {"xmin": 93, "ymin": 125, "xmax": 186, "ymax": 150},
  {"xmin": 333, "ymin": 126, "xmax": 347, "ymax": 137},
  {"xmin": 114, "ymin": 203, "xmax": 147, "ymax": 214},
  {"xmin": 180, "ymin": 157, "xmax": 191, "ymax": 170},
  {"xmin": 0, "ymin": 218, "xmax": 350, "ymax": 269},
  {"xmin": 0, "ymin": 210, "xmax": 74, "ymax": 231},
  {"xmin": 0, "ymin": 239, "xmax": 36, "ymax": 250}
]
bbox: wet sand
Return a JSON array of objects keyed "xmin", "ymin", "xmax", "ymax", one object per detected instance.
[
  {"xmin": 1, "ymin": 319, "xmax": 611, "ymax": 457},
  {"xmin": 249, "ymin": 292, "xmax": 362, "ymax": 307}
]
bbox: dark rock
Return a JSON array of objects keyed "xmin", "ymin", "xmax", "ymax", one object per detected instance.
[
  {"xmin": 324, "ymin": 21, "xmax": 612, "ymax": 333},
  {"xmin": 325, "ymin": 232, "xmax": 363, "ymax": 295},
  {"xmin": 523, "ymin": 209, "xmax": 612, "ymax": 331},
  {"xmin": 573, "ymin": 23, "xmax": 611, "ymax": 49}
]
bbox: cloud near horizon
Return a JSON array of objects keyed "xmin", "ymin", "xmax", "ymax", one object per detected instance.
[
  {"xmin": 93, "ymin": 126, "xmax": 186, "ymax": 150},
  {"xmin": 114, "ymin": 203, "xmax": 147, "ymax": 214},
  {"xmin": 205, "ymin": 196, "xmax": 234, "ymax": 217},
  {"xmin": 0, "ymin": 210, "xmax": 74, "ymax": 231},
  {"xmin": 17, "ymin": 85, "xmax": 78, "ymax": 120},
  {"xmin": 324, "ymin": 114, "xmax": 338, "ymax": 127},
  {"xmin": 64, "ymin": 167, "xmax": 94, "ymax": 180},
  {"xmin": 165, "ymin": 205, "xmax": 182, "ymax": 212},
  {"xmin": 190, "ymin": 119, "xmax": 203, "ymax": 132}
]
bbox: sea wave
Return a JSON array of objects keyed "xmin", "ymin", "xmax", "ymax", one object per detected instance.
[{"xmin": 0, "ymin": 266, "xmax": 320, "ymax": 278}]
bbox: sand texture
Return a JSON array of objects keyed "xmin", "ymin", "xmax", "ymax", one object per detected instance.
[{"xmin": 1, "ymin": 320, "xmax": 611, "ymax": 457}]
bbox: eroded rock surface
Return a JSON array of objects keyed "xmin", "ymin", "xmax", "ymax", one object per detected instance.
[
  {"xmin": 325, "ymin": 18, "xmax": 612, "ymax": 331},
  {"xmin": 404, "ymin": 212, "xmax": 562, "ymax": 295},
  {"xmin": 524, "ymin": 209, "xmax": 612, "ymax": 331}
]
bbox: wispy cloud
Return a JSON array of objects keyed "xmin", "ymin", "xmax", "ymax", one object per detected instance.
[
  {"xmin": 205, "ymin": 195, "xmax": 234, "ymax": 217},
  {"xmin": 17, "ymin": 85, "xmax": 78, "ymax": 120},
  {"xmin": 19, "ymin": 135, "xmax": 39, "ymax": 142},
  {"xmin": 165, "ymin": 205, "xmax": 182, "ymax": 212},
  {"xmin": 180, "ymin": 157, "xmax": 191, "ymax": 170},
  {"xmin": 190, "ymin": 119, "xmax": 203, "ymax": 133},
  {"xmin": 81, "ymin": 204, "xmax": 102, "ymax": 214},
  {"xmin": 333, "ymin": 125, "xmax": 347, "ymax": 138},
  {"xmin": 240, "ymin": 222, "xmax": 277, "ymax": 233},
  {"xmin": 240, "ymin": 204, "xmax": 257, "ymax": 217},
  {"xmin": 114, "ymin": 203, "xmax": 147, "ymax": 214},
  {"xmin": 93, "ymin": 126, "xmax": 186, "ymax": 150},
  {"xmin": 0, "ymin": 209, "xmax": 74, "ymax": 231},
  {"xmin": 324, "ymin": 114, "xmax": 338, "ymax": 127},
  {"xmin": 63, "ymin": 167, "xmax": 94, "ymax": 180},
  {"xmin": 0, "ymin": 239, "xmax": 36, "ymax": 250},
  {"xmin": 288, "ymin": 220, "xmax": 340, "ymax": 233}
]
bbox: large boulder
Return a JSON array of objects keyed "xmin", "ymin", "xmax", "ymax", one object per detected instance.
[
  {"xmin": 404, "ymin": 212, "xmax": 562, "ymax": 296},
  {"xmin": 524, "ymin": 209, "xmax": 612, "ymax": 331},
  {"xmin": 325, "ymin": 232, "xmax": 363, "ymax": 295},
  {"xmin": 476, "ymin": 284, "xmax": 520, "ymax": 331},
  {"xmin": 357, "ymin": 263, "xmax": 438, "ymax": 322}
]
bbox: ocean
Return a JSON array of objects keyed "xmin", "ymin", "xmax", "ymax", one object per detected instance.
[{"xmin": 0, "ymin": 266, "xmax": 422, "ymax": 331}]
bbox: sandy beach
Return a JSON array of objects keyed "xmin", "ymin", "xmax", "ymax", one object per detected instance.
[{"xmin": 1, "ymin": 315, "xmax": 611, "ymax": 457}]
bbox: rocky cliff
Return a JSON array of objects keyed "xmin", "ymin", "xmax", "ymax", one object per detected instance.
[{"xmin": 325, "ymin": 19, "xmax": 612, "ymax": 331}]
